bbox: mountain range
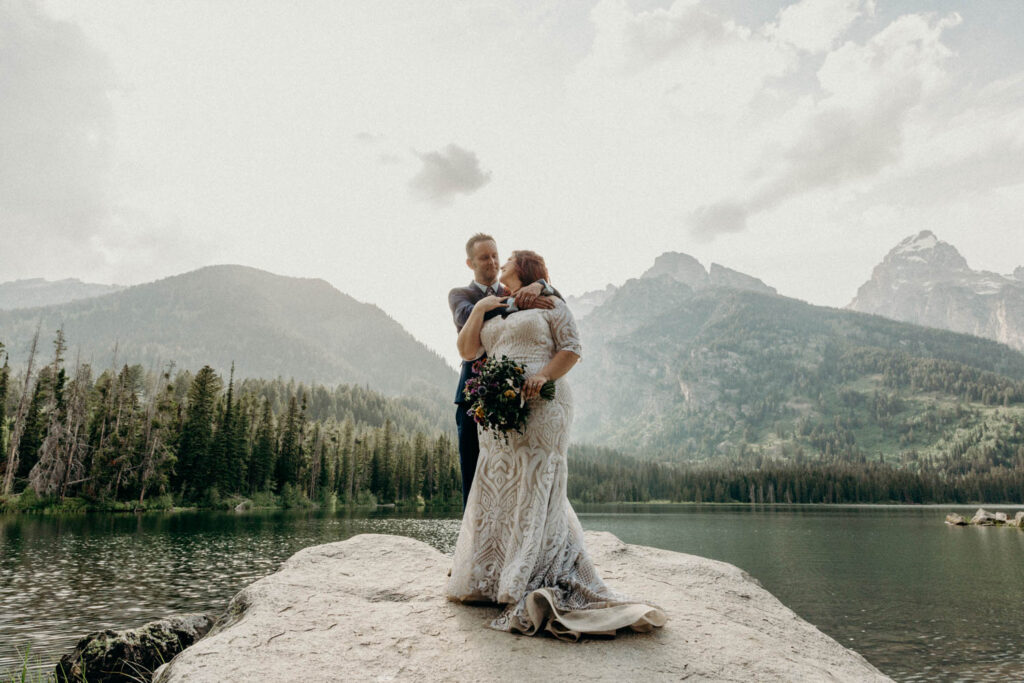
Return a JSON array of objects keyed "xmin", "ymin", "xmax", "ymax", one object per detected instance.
[
  {"xmin": 4, "ymin": 234, "xmax": 1022, "ymax": 467},
  {"xmin": 570, "ymin": 272, "xmax": 1024, "ymax": 461},
  {"xmin": 0, "ymin": 278, "xmax": 125, "ymax": 310},
  {"xmin": 0, "ymin": 265, "xmax": 455, "ymax": 401},
  {"xmin": 848, "ymin": 230, "xmax": 1024, "ymax": 351},
  {"xmin": 566, "ymin": 252, "xmax": 776, "ymax": 319}
]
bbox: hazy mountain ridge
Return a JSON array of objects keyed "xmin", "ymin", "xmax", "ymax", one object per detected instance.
[
  {"xmin": 848, "ymin": 231, "xmax": 1024, "ymax": 351},
  {"xmin": 566, "ymin": 251, "xmax": 776, "ymax": 319},
  {"xmin": 571, "ymin": 273, "xmax": 1024, "ymax": 462},
  {"xmin": 0, "ymin": 265, "xmax": 455, "ymax": 400},
  {"xmin": 0, "ymin": 278, "xmax": 126, "ymax": 310}
]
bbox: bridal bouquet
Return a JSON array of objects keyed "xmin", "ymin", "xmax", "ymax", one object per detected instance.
[{"xmin": 463, "ymin": 355, "xmax": 555, "ymax": 441}]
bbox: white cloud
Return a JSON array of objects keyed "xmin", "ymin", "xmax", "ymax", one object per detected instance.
[
  {"xmin": 690, "ymin": 11, "xmax": 962, "ymax": 239},
  {"xmin": 409, "ymin": 144, "xmax": 492, "ymax": 206},
  {"xmin": 767, "ymin": 0, "xmax": 871, "ymax": 54},
  {"xmin": 590, "ymin": 0, "xmax": 733, "ymax": 71},
  {"xmin": 0, "ymin": 0, "xmax": 115, "ymax": 242}
]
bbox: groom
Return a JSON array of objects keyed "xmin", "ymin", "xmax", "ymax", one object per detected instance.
[{"xmin": 449, "ymin": 233, "xmax": 555, "ymax": 507}]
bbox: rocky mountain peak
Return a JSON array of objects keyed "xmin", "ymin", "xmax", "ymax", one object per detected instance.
[
  {"xmin": 708, "ymin": 264, "xmax": 777, "ymax": 295},
  {"xmin": 885, "ymin": 230, "xmax": 969, "ymax": 273},
  {"xmin": 641, "ymin": 252, "xmax": 709, "ymax": 289},
  {"xmin": 569, "ymin": 252, "xmax": 776, "ymax": 320},
  {"xmin": 848, "ymin": 232, "xmax": 1024, "ymax": 351}
]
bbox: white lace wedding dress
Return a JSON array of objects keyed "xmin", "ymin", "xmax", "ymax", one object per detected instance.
[{"xmin": 446, "ymin": 300, "xmax": 666, "ymax": 640}]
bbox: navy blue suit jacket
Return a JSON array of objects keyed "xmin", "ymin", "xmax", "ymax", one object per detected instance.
[{"xmin": 449, "ymin": 282, "xmax": 510, "ymax": 404}]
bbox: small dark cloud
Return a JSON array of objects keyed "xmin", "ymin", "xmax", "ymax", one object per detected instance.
[
  {"xmin": 355, "ymin": 131, "xmax": 383, "ymax": 143},
  {"xmin": 409, "ymin": 144, "xmax": 491, "ymax": 205},
  {"xmin": 688, "ymin": 202, "xmax": 749, "ymax": 242}
]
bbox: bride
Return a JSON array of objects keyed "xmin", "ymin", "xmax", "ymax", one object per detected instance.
[{"xmin": 446, "ymin": 249, "xmax": 666, "ymax": 640}]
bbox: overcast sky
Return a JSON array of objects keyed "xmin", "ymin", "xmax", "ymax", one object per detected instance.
[{"xmin": 2, "ymin": 0, "xmax": 1023, "ymax": 368}]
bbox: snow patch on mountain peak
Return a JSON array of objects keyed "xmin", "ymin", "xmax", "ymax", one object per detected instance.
[{"xmin": 894, "ymin": 230, "xmax": 938, "ymax": 254}]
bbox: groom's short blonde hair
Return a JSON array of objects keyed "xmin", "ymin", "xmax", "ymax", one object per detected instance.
[{"xmin": 465, "ymin": 233, "xmax": 496, "ymax": 257}]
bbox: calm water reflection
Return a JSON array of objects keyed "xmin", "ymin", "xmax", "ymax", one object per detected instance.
[{"xmin": 2, "ymin": 504, "xmax": 1022, "ymax": 681}]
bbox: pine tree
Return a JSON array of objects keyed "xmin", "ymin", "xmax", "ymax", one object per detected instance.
[
  {"xmin": 137, "ymin": 366, "xmax": 177, "ymax": 507},
  {"xmin": 230, "ymin": 390, "xmax": 250, "ymax": 494},
  {"xmin": 16, "ymin": 380, "xmax": 46, "ymax": 479},
  {"xmin": 175, "ymin": 366, "xmax": 222, "ymax": 499},
  {"xmin": 211, "ymin": 364, "xmax": 245, "ymax": 495},
  {"xmin": 249, "ymin": 399, "xmax": 275, "ymax": 492},
  {"xmin": 275, "ymin": 394, "xmax": 302, "ymax": 491},
  {"xmin": 336, "ymin": 418, "xmax": 354, "ymax": 502}
]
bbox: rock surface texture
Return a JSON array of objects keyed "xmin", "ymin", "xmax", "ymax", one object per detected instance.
[{"xmin": 154, "ymin": 532, "xmax": 890, "ymax": 682}]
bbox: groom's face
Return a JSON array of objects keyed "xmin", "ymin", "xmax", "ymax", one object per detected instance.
[{"xmin": 467, "ymin": 240, "xmax": 499, "ymax": 284}]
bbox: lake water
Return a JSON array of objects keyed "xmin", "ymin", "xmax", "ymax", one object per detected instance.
[{"xmin": 2, "ymin": 504, "xmax": 1023, "ymax": 681}]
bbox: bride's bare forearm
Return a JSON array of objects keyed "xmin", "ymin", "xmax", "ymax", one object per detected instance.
[
  {"xmin": 457, "ymin": 309, "xmax": 485, "ymax": 360},
  {"xmin": 539, "ymin": 350, "xmax": 579, "ymax": 381}
]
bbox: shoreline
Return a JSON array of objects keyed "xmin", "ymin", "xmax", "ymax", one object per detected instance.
[{"xmin": 4, "ymin": 494, "xmax": 1023, "ymax": 516}]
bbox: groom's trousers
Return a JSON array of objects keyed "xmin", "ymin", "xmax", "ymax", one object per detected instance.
[{"xmin": 455, "ymin": 402, "xmax": 479, "ymax": 507}]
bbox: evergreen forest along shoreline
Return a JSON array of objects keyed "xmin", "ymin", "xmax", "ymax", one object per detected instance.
[{"xmin": 2, "ymin": 328, "xmax": 1024, "ymax": 514}]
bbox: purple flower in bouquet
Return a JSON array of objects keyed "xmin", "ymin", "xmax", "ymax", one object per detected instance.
[{"xmin": 461, "ymin": 355, "xmax": 556, "ymax": 441}]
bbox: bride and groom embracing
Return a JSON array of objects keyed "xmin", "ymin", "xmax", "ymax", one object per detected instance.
[{"xmin": 445, "ymin": 233, "xmax": 666, "ymax": 641}]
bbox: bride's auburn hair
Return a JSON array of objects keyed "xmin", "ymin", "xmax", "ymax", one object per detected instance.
[{"xmin": 511, "ymin": 250, "xmax": 549, "ymax": 286}]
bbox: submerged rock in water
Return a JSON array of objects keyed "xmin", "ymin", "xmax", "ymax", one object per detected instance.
[
  {"xmin": 154, "ymin": 532, "xmax": 890, "ymax": 682},
  {"xmin": 57, "ymin": 613, "xmax": 215, "ymax": 683},
  {"xmin": 945, "ymin": 513, "xmax": 967, "ymax": 525}
]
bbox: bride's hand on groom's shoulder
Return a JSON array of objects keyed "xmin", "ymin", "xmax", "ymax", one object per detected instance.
[{"xmin": 475, "ymin": 295, "xmax": 509, "ymax": 312}]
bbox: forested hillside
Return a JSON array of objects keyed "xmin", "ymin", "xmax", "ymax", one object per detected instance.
[
  {"xmin": 573, "ymin": 277, "xmax": 1024, "ymax": 469},
  {"xmin": 0, "ymin": 265, "xmax": 456, "ymax": 400}
]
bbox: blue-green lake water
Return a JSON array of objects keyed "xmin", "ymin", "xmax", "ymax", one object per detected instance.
[{"xmin": 2, "ymin": 504, "xmax": 1022, "ymax": 681}]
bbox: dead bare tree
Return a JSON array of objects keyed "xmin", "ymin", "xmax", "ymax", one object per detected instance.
[
  {"xmin": 86, "ymin": 342, "xmax": 119, "ymax": 498},
  {"xmin": 137, "ymin": 361, "xmax": 175, "ymax": 508},
  {"xmin": 58, "ymin": 356, "xmax": 92, "ymax": 500},
  {"xmin": 28, "ymin": 330, "xmax": 66, "ymax": 495},
  {"xmin": 30, "ymin": 339, "xmax": 92, "ymax": 500},
  {"xmin": 2, "ymin": 323, "xmax": 41, "ymax": 496}
]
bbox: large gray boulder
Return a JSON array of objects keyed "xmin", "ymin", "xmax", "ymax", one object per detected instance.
[
  {"xmin": 971, "ymin": 508, "xmax": 1000, "ymax": 525},
  {"xmin": 56, "ymin": 613, "xmax": 214, "ymax": 682},
  {"xmin": 154, "ymin": 532, "xmax": 890, "ymax": 682}
]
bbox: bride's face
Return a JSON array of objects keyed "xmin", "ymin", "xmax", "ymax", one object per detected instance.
[{"xmin": 499, "ymin": 256, "xmax": 522, "ymax": 291}]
